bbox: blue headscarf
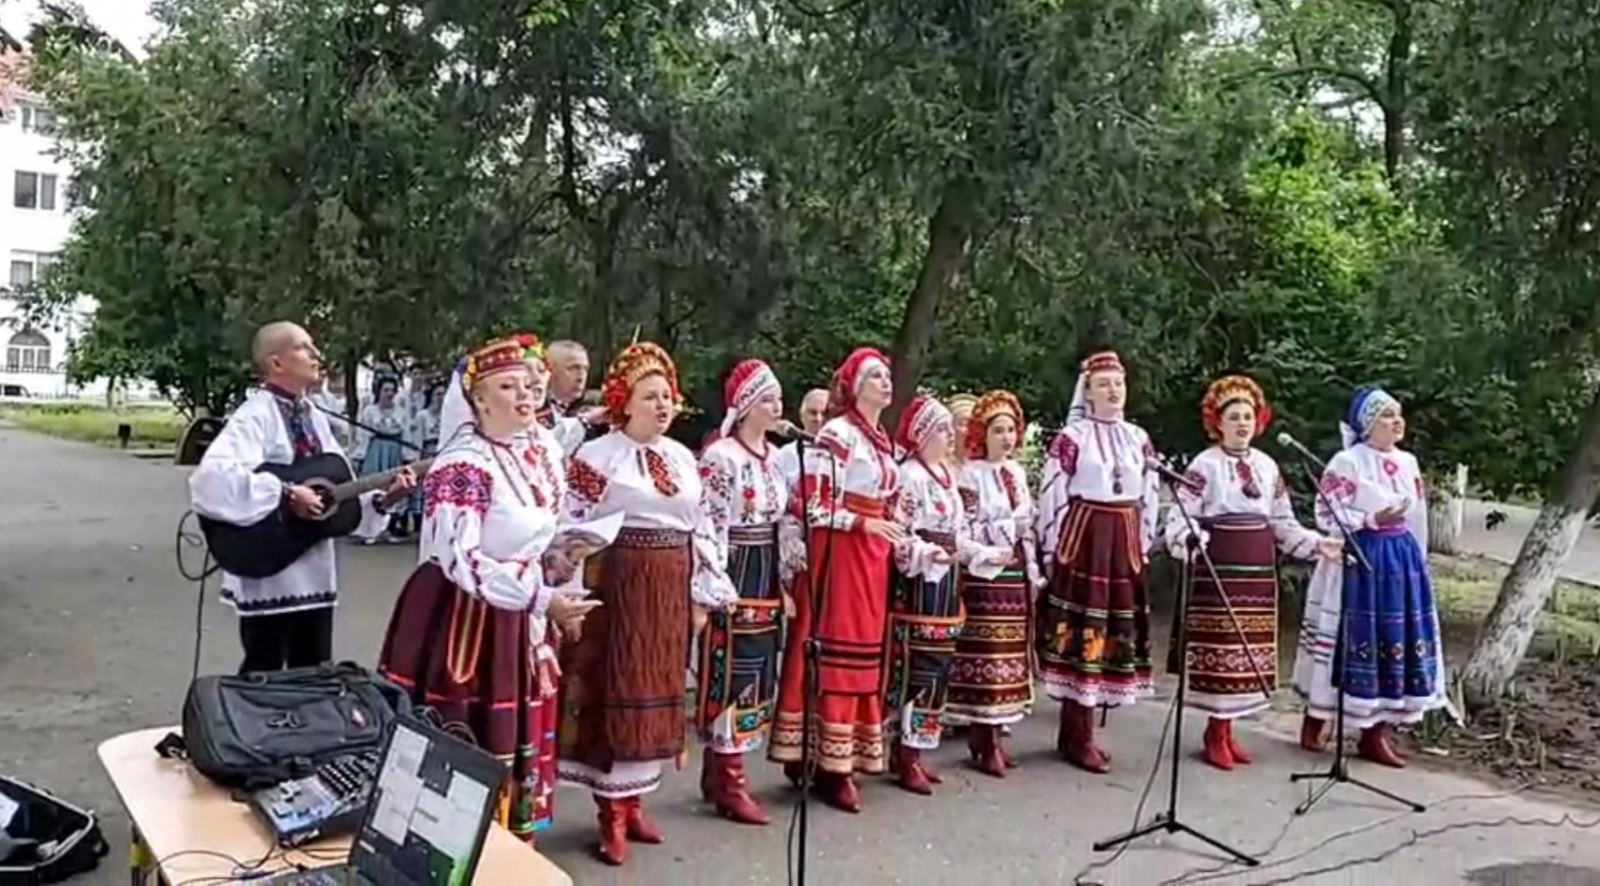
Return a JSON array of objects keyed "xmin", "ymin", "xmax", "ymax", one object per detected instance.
[{"xmin": 1340, "ymin": 385, "xmax": 1399, "ymax": 449}]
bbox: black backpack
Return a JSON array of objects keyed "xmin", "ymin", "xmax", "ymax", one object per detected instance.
[{"xmin": 162, "ymin": 661, "xmax": 410, "ymax": 789}]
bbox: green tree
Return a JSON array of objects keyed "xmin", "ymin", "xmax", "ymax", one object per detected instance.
[{"xmin": 1417, "ymin": 0, "xmax": 1600, "ymax": 707}]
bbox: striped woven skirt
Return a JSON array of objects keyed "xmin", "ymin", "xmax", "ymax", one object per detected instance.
[
  {"xmin": 558, "ymin": 527, "xmax": 691, "ymax": 797},
  {"xmin": 883, "ymin": 530, "xmax": 964, "ymax": 750},
  {"xmin": 377, "ymin": 563, "xmax": 557, "ymax": 840},
  {"xmin": 696, "ymin": 523, "xmax": 783, "ymax": 755},
  {"xmin": 1036, "ymin": 500, "xmax": 1154, "ymax": 708},
  {"xmin": 947, "ymin": 544, "xmax": 1033, "ymax": 725},
  {"xmin": 1169, "ymin": 515, "xmax": 1278, "ymax": 719}
]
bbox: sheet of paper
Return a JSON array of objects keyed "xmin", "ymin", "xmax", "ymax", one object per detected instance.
[
  {"xmin": 410, "ymin": 772, "xmax": 490, "ymax": 861},
  {"xmin": 378, "ymin": 724, "xmax": 428, "ymax": 792},
  {"xmin": 555, "ymin": 511, "xmax": 625, "ymax": 551},
  {"xmin": 369, "ymin": 773, "xmax": 420, "ymax": 845}
]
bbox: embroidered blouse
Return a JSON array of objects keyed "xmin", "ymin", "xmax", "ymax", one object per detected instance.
[
  {"xmin": 1163, "ymin": 446, "xmax": 1321, "ymax": 559},
  {"xmin": 566, "ymin": 430, "xmax": 738, "ymax": 608},
  {"xmin": 804, "ymin": 413, "xmax": 898, "ymax": 532},
  {"xmin": 189, "ymin": 388, "xmax": 388, "ymax": 615},
  {"xmin": 959, "ymin": 458, "xmax": 1045, "ymax": 587},
  {"xmin": 1035, "ymin": 417, "xmax": 1161, "ymax": 570},
  {"xmin": 893, "ymin": 458, "xmax": 1010, "ymax": 582},
  {"xmin": 1315, "ymin": 443, "xmax": 1429, "ymax": 550},
  {"xmin": 417, "ymin": 430, "xmax": 565, "ymax": 632},
  {"xmin": 698, "ymin": 434, "xmax": 791, "ymax": 570}
]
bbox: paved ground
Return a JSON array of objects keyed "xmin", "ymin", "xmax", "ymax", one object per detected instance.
[
  {"xmin": 1458, "ymin": 498, "xmax": 1600, "ymax": 586},
  {"xmin": 4, "ymin": 424, "xmax": 1600, "ymax": 885}
]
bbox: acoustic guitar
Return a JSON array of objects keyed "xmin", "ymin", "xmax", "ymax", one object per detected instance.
[{"xmin": 198, "ymin": 453, "xmax": 433, "ymax": 578}]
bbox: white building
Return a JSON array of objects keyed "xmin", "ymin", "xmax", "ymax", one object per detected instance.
[{"xmin": 0, "ymin": 27, "xmax": 155, "ymax": 401}]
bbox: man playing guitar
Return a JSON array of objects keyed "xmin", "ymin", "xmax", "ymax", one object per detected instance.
[{"xmin": 189, "ymin": 321, "xmax": 415, "ymax": 672}]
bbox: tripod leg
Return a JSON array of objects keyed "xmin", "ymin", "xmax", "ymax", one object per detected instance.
[
  {"xmin": 1090, "ymin": 815, "xmax": 1171, "ymax": 852},
  {"xmin": 1344, "ymin": 775, "xmax": 1427, "ymax": 813},
  {"xmin": 1168, "ymin": 820, "xmax": 1260, "ymax": 867},
  {"xmin": 1293, "ymin": 776, "xmax": 1339, "ymax": 816}
]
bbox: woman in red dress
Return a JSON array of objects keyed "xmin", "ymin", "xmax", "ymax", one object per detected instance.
[{"xmin": 768, "ymin": 347, "xmax": 906, "ymax": 813}]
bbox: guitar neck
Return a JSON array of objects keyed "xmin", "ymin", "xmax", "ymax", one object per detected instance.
[{"xmin": 332, "ymin": 458, "xmax": 434, "ymax": 502}]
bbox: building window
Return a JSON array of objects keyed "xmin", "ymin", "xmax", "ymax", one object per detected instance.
[
  {"xmin": 14, "ymin": 171, "xmax": 36, "ymax": 208},
  {"xmin": 5, "ymin": 328, "xmax": 51, "ymax": 373},
  {"xmin": 9, "ymin": 260, "xmax": 32, "ymax": 287},
  {"xmin": 12, "ymin": 172, "xmax": 57, "ymax": 210},
  {"xmin": 20, "ymin": 105, "xmax": 53, "ymax": 135}
]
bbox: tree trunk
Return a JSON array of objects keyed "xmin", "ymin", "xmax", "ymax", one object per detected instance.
[
  {"xmin": 343, "ymin": 357, "xmax": 360, "ymax": 427},
  {"xmin": 1427, "ymin": 464, "xmax": 1467, "ymax": 554},
  {"xmin": 1461, "ymin": 384, "xmax": 1600, "ymax": 709},
  {"xmin": 1380, "ymin": 1, "xmax": 1412, "ymax": 187},
  {"xmin": 888, "ymin": 181, "xmax": 975, "ymax": 425}
]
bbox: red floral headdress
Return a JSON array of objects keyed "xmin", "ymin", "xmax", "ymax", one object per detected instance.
[
  {"xmin": 1201, "ymin": 374, "xmax": 1272, "ymax": 440},
  {"xmin": 601, "ymin": 342, "xmax": 682, "ymax": 426},
  {"xmin": 964, "ymin": 389, "xmax": 1024, "ymax": 458},
  {"xmin": 511, "ymin": 331, "xmax": 546, "ymax": 364}
]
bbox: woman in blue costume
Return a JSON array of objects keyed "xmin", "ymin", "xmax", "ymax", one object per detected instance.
[{"xmin": 1291, "ymin": 386, "xmax": 1455, "ymax": 767}]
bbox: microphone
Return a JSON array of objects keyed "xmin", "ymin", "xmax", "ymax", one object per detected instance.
[
  {"xmin": 1276, "ymin": 432, "xmax": 1326, "ymax": 469},
  {"xmin": 1146, "ymin": 457, "xmax": 1202, "ymax": 493},
  {"xmin": 774, "ymin": 420, "xmax": 815, "ymax": 444}
]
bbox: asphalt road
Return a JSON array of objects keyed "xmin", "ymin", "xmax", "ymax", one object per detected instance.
[{"xmin": 3, "ymin": 423, "xmax": 1599, "ymax": 885}]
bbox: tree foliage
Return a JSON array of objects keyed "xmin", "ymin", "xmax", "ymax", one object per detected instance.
[{"xmin": 19, "ymin": 0, "xmax": 1598, "ymax": 506}]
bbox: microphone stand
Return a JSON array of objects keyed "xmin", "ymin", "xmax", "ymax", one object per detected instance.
[
  {"xmin": 1091, "ymin": 471, "xmax": 1260, "ymax": 866},
  {"xmin": 791, "ymin": 430, "xmax": 838, "ymax": 886},
  {"xmin": 1287, "ymin": 457, "xmax": 1425, "ymax": 815}
]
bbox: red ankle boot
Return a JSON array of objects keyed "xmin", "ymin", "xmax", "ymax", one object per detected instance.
[
  {"xmin": 782, "ymin": 760, "xmax": 805, "ymax": 788},
  {"xmin": 1358, "ymin": 723, "xmax": 1406, "ymax": 769},
  {"xmin": 817, "ymin": 772, "xmax": 862, "ymax": 813},
  {"xmin": 624, "ymin": 796, "xmax": 664, "ymax": 844},
  {"xmin": 1225, "ymin": 721, "xmax": 1253, "ymax": 765},
  {"xmin": 1064, "ymin": 704, "xmax": 1111, "ymax": 774},
  {"xmin": 968, "ymin": 725, "xmax": 1006, "ymax": 778},
  {"xmin": 712, "ymin": 754, "xmax": 770, "ymax": 825},
  {"xmin": 1202, "ymin": 718, "xmax": 1235, "ymax": 771},
  {"xmin": 1300, "ymin": 714, "xmax": 1328, "ymax": 753},
  {"xmin": 594, "ymin": 796, "xmax": 628, "ymax": 866},
  {"xmin": 894, "ymin": 745, "xmax": 935, "ymax": 795}
]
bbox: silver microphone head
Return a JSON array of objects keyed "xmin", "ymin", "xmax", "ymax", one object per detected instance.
[{"xmin": 1276, "ymin": 432, "xmax": 1295, "ymax": 448}]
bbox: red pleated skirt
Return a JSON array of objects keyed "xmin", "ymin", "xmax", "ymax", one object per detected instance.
[
  {"xmin": 769, "ymin": 496, "xmax": 891, "ymax": 775},
  {"xmin": 377, "ymin": 563, "xmax": 556, "ymax": 840}
]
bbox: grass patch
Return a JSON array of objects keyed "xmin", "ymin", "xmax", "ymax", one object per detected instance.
[
  {"xmin": 0, "ymin": 403, "xmax": 186, "ymax": 449},
  {"xmin": 1431, "ymin": 554, "xmax": 1600, "ymax": 660}
]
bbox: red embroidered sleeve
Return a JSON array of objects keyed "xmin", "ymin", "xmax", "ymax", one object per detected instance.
[
  {"xmin": 959, "ymin": 487, "xmax": 979, "ymax": 512},
  {"xmin": 1184, "ymin": 469, "xmax": 1207, "ymax": 495},
  {"xmin": 1049, "ymin": 432, "xmax": 1079, "ymax": 475},
  {"xmin": 424, "ymin": 461, "xmax": 492, "ymax": 518},
  {"xmin": 566, "ymin": 456, "xmax": 608, "ymax": 503},
  {"xmin": 999, "ymin": 465, "xmax": 1020, "ymax": 511}
]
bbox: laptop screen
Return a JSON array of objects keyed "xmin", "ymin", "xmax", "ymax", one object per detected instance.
[{"xmin": 347, "ymin": 718, "xmax": 507, "ymax": 886}]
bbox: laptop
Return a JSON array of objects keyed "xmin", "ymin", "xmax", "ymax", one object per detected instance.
[{"xmin": 260, "ymin": 715, "xmax": 507, "ymax": 886}]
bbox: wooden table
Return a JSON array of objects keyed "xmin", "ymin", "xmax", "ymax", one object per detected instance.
[{"xmin": 97, "ymin": 727, "xmax": 571, "ymax": 885}]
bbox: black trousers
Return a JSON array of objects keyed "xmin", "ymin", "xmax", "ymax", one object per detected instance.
[{"xmin": 238, "ymin": 607, "xmax": 334, "ymax": 673}]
